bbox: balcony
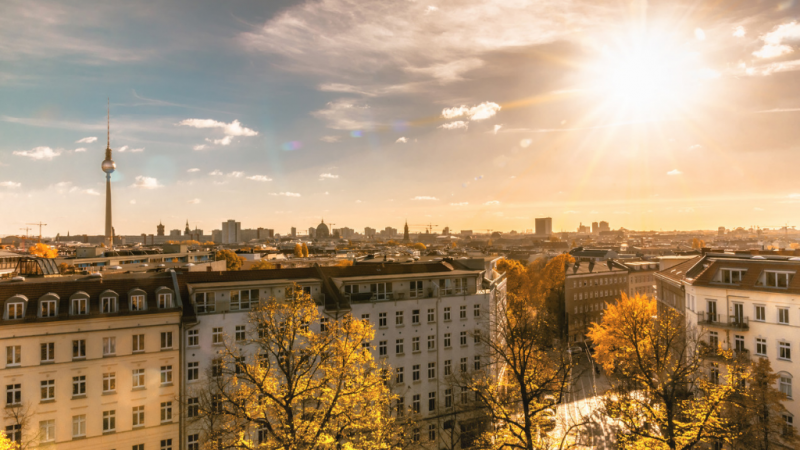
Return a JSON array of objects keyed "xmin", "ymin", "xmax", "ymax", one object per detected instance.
[
  {"xmin": 697, "ymin": 312, "xmax": 749, "ymax": 331},
  {"xmin": 698, "ymin": 342, "xmax": 751, "ymax": 362}
]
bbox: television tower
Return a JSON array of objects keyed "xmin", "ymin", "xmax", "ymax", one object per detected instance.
[{"xmin": 101, "ymin": 101, "xmax": 116, "ymax": 246}]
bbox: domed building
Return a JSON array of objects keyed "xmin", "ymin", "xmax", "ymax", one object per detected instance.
[{"xmin": 315, "ymin": 219, "xmax": 330, "ymax": 239}]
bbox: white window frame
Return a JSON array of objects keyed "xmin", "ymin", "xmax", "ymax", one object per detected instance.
[
  {"xmin": 6, "ymin": 345, "xmax": 20, "ymax": 366},
  {"xmin": 161, "ymin": 332, "xmax": 173, "ymax": 350},
  {"xmin": 161, "ymin": 365, "xmax": 173, "ymax": 385},
  {"xmin": 103, "ymin": 373, "xmax": 116, "ymax": 393},
  {"xmin": 71, "ymin": 298, "xmax": 88, "ymax": 315},
  {"xmin": 132, "ymin": 368, "xmax": 145, "ymax": 388},
  {"xmin": 7, "ymin": 303, "xmax": 23, "ymax": 320},
  {"xmin": 40, "ymin": 380, "xmax": 55, "ymax": 401},
  {"xmin": 133, "ymin": 334, "xmax": 145, "ymax": 353},
  {"xmin": 187, "ymin": 330, "xmax": 199, "ymax": 347},
  {"xmin": 230, "ymin": 289, "xmax": 257, "ymax": 311},
  {"xmin": 161, "ymin": 401, "xmax": 173, "ymax": 423},
  {"xmin": 130, "ymin": 294, "xmax": 146, "ymax": 311},
  {"xmin": 103, "ymin": 337, "xmax": 116, "ymax": 356},
  {"xmin": 212, "ymin": 327, "xmax": 223, "ymax": 345},
  {"xmin": 39, "ymin": 420, "xmax": 55, "ymax": 442},
  {"xmin": 132, "ymin": 405, "xmax": 145, "ymax": 428},
  {"xmin": 157, "ymin": 293, "xmax": 172, "ymax": 309},
  {"xmin": 101, "ymin": 296, "xmax": 117, "ymax": 314},
  {"xmin": 103, "ymin": 410, "xmax": 116, "ymax": 433},
  {"xmin": 72, "ymin": 415, "xmax": 86, "ymax": 438},
  {"xmin": 40, "ymin": 300, "xmax": 57, "ymax": 318},
  {"xmin": 195, "ymin": 292, "xmax": 216, "ymax": 313}
]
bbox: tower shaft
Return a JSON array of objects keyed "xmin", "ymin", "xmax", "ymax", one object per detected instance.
[{"xmin": 105, "ymin": 173, "xmax": 112, "ymax": 240}]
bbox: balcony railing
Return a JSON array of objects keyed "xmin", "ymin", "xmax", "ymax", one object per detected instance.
[
  {"xmin": 697, "ymin": 312, "xmax": 749, "ymax": 330},
  {"xmin": 698, "ymin": 342, "xmax": 751, "ymax": 362}
]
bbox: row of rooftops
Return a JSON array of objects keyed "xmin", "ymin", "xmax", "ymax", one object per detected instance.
[{"xmin": 0, "ymin": 260, "xmax": 501, "ymax": 326}]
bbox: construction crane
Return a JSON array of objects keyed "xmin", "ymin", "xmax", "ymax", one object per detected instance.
[
  {"xmin": 411, "ymin": 223, "xmax": 438, "ymax": 234},
  {"xmin": 757, "ymin": 224, "xmax": 796, "ymax": 238},
  {"xmin": 26, "ymin": 222, "xmax": 47, "ymax": 243},
  {"xmin": 19, "ymin": 227, "xmax": 32, "ymax": 250}
]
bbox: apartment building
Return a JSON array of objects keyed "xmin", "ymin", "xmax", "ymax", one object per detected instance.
[
  {"xmin": 0, "ymin": 271, "xmax": 185, "ymax": 450},
  {"xmin": 618, "ymin": 260, "xmax": 659, "ymax": 298},
  {"xmin": 179, "ymin": 260, "xmax": 506, "ymax": 450},
  {"xmin": 564, "ymin": 260, "xmax": 629, "ymax": 344}
]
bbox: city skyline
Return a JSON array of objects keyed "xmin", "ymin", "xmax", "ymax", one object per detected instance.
[{"xmin": 2, "ymin": 0, "xmax": 800, "ymax": 235}]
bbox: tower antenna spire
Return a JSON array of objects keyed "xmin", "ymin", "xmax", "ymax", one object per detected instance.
[{"xmin": 107, "ymin": 98, "xmax": 110, "ymax": 149}]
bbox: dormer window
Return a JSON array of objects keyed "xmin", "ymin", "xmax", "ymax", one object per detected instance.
[
  {"xmin": 758, "ymin": 271, "xmax": 795, "ymax": 289},
  {"xmin": 6, "ymin": 303, "xmax": 24, "ymax": 320},
  {"xmin": 101, "ymin": 297, "xmax": 117, "ymax": 314},
  {"xmin": 158, "ymin": 293, "xmax": 173, "ymax": 309},
  {"xmin": 720, "ymin": 269, "xmax": 746, "ymax": 284},
  {"xmin": 130, "ymin": 294, "xmax": 146, "ymax": 311},
  {"xmin": 40, "ymin": 299, "xmax": 57, "ymax": 318},
  {"xmin": 71, "ymin": 298, "xmax": 88, "ymax": 315}
]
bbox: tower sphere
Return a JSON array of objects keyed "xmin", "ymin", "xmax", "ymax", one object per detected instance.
[{"xmin": 102, "ymin": 159, "xmax": 116, "ymax": 174}]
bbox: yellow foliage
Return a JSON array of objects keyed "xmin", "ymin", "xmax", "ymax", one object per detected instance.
[
  {"xmin": 215, "ymin": 249, "xmax": 245, "ymax": 271},
  {"xmin": 28, "ymin": 243, "xmax": 57, "ymax": 258},
  {"xmin": 251, "ymin": 260, "xmax": 276, "ymax": 270},
  {"xmin": 335, "ymin": 259, "xmax": 353, "ymax": 267},
  {"xmin": 0, "ymin": 432, "xmax": 16, "ymax": 450},
  {"xmin": 301, "ymin": 243, "xmax": 309, "ymax": 257},
  {"xmin": 409, "ymin": 242, "xmax": 426, "ymax": 251},
  {"xmin": 293, "ymin": 243, "xmax": 303, "ymax": 257}
]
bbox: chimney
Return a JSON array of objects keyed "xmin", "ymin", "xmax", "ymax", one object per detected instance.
[
  {"xmin": 701, "ymin": 247, "xmax": 711, "ymax": 255},
  {"xmin": 588, "ymin": 260, "xmax": 595, "ymax": 273},
  {"xmin": 607, "ymin": 260, "xmax": 613, "ymax": 271},
  {"xmin": 572, "ymin": 262, "xmax": 580, "ymax": 274}
]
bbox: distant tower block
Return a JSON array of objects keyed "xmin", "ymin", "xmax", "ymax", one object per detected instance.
[{"xmin": 157, "ymin": 221, "xmax": 165, "ymax": 236}]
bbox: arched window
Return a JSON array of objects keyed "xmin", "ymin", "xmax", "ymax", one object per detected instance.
[
  {"xmin": 99, "ymin": 290, "xmax": 118, "ymax": 314},
  {"xmin": 779, "ymin": 372, "xmax": 793, "ymax": 399},
  {"xmin": 128, "ymin": 289, "xmax": 147, "ymax": 311},
  {"xmin": 70, "ymin": 292, "xmax": 90, "ymax": 315},
  {"xmin": 4, "ymin": 296, "xmax": 27, "ymax": 320},
  {"xmin": 38, "ymin": 293, "xmax": 59, "ymax": 318},
  {"xmin": 155, "ymin": 287, "xmax": 174, "ymax": 309}
]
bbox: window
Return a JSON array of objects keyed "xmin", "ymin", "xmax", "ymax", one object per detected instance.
[
  {"xmin": 102, "ymin": 337, "xmax": 116, "ymax": 356},
  {"xmin": 212, "ymin": 359, "xmax": 222, "ymax": 377},
  {"xmin": 409, "ymin": 280, "xmax": 424, "ymax": 298},
  {"xmin": 235, "ymin": 357, "xmax": 245, "ymax": 374},
  {"xmin": 101, "ymin": 297, "xmax": 117, "ymax": 314},
  {"xmin": 161, "ymin": 366, "xmax": 173, "ymax": 384},
  {"xmin": 230, "ymin": 289, "xmax": 257, "ymax": 310},
  {"xmin": 103, "ymin": 373, "xmax": 116, "ymax": 392},
  {"xmin": 161, "ymin": 332, "xmax": 173, "ymax": 350},
  {"xmin": 429, "ymin": 423, "xmax": 437, "ymax": 441},
  {"xmin": 235, "ymin": 325, "xmax": 246, "ymax": 342},
  {"xmin": 188, "ymin": 434, "xmax": 200, "ymax": 450},
  {"xmin": 460, "ymin": 305, "xmax": 467, "ymax": 319},
  {"xmin": 133, "ymin": 334, "xmax": 145, "ymax": 353},
  {"xmin": 780, "ymin": 342, "xmax": 792, "ymax": 361},
  {"xmin": 460, "ymin": 331, "xmax": 467, "ymax": 346},
  {"xmin": 756, "ymin": 338, "xmax": 767, "ymax": 356},
  {"xmin": 755, "ymin": 305, "xmax": 766, "ymax": 322},
  {"xmin": 130, "ymin": 295, "xmax": 146, "ymax": 311},
  {"xmin": 427, "ymin": 335, "xmax": 435, "ymax": 350},
  {"xmin": 428, "ymin": 391, "xmax": 436, "ymax": 411},
  {"xmin": 212, "ymin": 327, "xmax": 223, "ymax": 344},
  {"xmin": 784, "ymin": 415, "xmax": 795, "ymax": 438},
  {"xmin": 413, "ymin": 364, "xmax": 420, "ymax": 381},
  {"xmin": 41, "ymin": 379, "xmax": 55, "ymax": 401},
  {"xmin": 412, "ymin": 337, "xmax": 420, "ymax": 352},
  {"xmin": 39, "ymin": 420, "xmax": 55, "ymax": 442},
  {"xmin": 132, "ymin": 405, "xmax": 145, "ymax": 427},
  {"xmin": 72, "ymin": 415, "xmax": 86, "ymax": 438},
  {"xmin": 779, "ymin": 308, "xmax": 790, "ymax": 324},
  {"xmin": 319, "ymin": 318, "xmax": 328, "ymax": 333},
  {"xmin": 103, "ymin": 410, "xmax": 116, "ymax": 432},
  {"xmin": 413, "ymin": 394, "xmax": 420, "ymax": 413},
  {"xmin": 187, "ymin": 398, "xmax": 199, "ymax": 418},
  {"xmin": 395, "ymin": 310, "xmax": 404, "ymax": 326},
  {"xmin": 474, "ymin": 355, "xmax": 481, "ymax": 370},
  {"xmin": 188, "ymin": 362, "xmax": 199, "ymax": 381},
  {"xmin": 709, "ymin": 331, "xmax": 719, "ymax": 349},
  {"xmin": 461, "ymin": 386, "xmax": 468, "ymax": 404},
  {"xmin": 781, "ymin": 375, "xmax": 793, "ymax": 399},
  {"xmin": 370, "ymin": 282, "xmax": 392, "ymax": 300},
  {"xmin": 161, "ymin": 439, "xmax": 173, "ymax": 450},
  {"xmin": 428, "ymin": 362, "xmax": 436, "ymax": 379},
  {"xmin": 71, "ymin": 298, "xmax": 87, "ymax": 315},
  {"xmin": 187, "ymin": 330, "xmax": 199, "ymax": 347},
  {"xmin": 445, "ymin": 388, "xmax": 453, "ymax": 408},
  {"xmin": 379, "ymin": 312, "xmax": 387, "ymax": 327},
  {"xmin": 427, "ymin": 308, "xmax": 435, "ymax": 322},
  {"xmin": 721, "ymin": 269, "xmax": 745, "ymax": 284},
  {"xmin": 161, "ymin": 401, "xmax": 173, "ymax": 422},
  {"xmin": 211, "ymin": 394, "xmax": 222, "ymax": 413},
  {"xmin": 396, "ymin": 367, "xmax": 404, "ymax": 384},
  {"xmin": 763, "ymin": 271, "xmax": 794, "ymax": 288},
  {"xmin": 158, "ymin": 292, "xmax": 173, "ymax": 309},
  {"xmin": 72, "ymin": 375, "xmax": 86, "ymax": 396},
  {"xmin": 40, "ymin": 300, "xmax": 57, "ymax": 317},
  {"xmin": 195, "ymin": 292, "xmax": 216, "ymax": 313},
  {"xmin": 460, "ymin": 357, "xmax": 468, "ymax": 373},
  {"xmin": 7, "ymin": 345, "xmax": 20, "ymax": 366},
  {"xmin": 6, "ymin": 384, "xmax": 20, "ymax": 405},
  {"xmin": 344, "ymin": 284, "xmax": 360, "ymax": 297},
  {"xmin": 134, "ymin": 445, "xmax": 144, "ymax": 450},
  {"xmin": 474, "ymin": 330, "xmax": 481, "ymax": 344},
  {"xmin": 396, "ymin": 339, "xmax": 404, "ymax": 354},
  {"xmin": 474, "ymin": 304, "xmax": 480, "ymax": 317},
  {"xmin": 41, "ymin": 342, "xmax": 54, "ymax": 363},
  {"xmin": 133, "ymin": 369, "xmax": 145, "ymax": 388},
  {"xmin": 444, "ymin": 333, "xmax": 451, "ymax": 348},
  {"xmin": 412, "ymin": 309, "xmax": 420, "ymax": 324},
  {"xmin": 379, "ymin": 341, "xmax": 387, "ymax": 356},
  {"xmin": 396, "ymin": 397, "xmax": 405, "ymax": 417}
]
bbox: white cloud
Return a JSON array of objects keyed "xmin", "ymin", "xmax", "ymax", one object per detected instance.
[
  {"xmin": 667, "ymin": 169, "xmax": 683, "ymax": 175},
  {"xmin": 733, "ymin": 26, "xmax": 746, "ymax": 38},
  {"xmin": 74, "ymin": 147, "xmax": 87, "ymax": 152},
  {"xmin": 0, "ymin": 181, "xmax": 21, "ymax": 188},
  {"xmin": 193, "ymin": 144, "xmax": 207, "ymax": 151},
  {"xmin": 355, "ymin": 200, "xmax": 362, "ymax": 203},
  {"xmin": 689, "ymin": 144, "xmax": 702, "ymax": 150},
  {"xmin": 187, "ymin": 168, "xmax": 200, "ymax": 173},
  {"xmin": 442, "ymin": 102, "xmax": 501, "ymax": 121},
  {"xmin": 396, "ymin": 137, "xmax": 408, "ymax": 143},
  {"xmin": 320, "ymin": 135, "xmax": 342, "ymax": 143},
  {"xmin": 206, "ymin": 136, "xmax": 233, "ymax": 146},
  {"xmin": 425, "ymin": 5, "xmax": 438, "ymax": 13},
  {"xmin": 439, "ymin": 121, "xmax": 468, "ymax": 130},
  {"xmin": 405, "ymin": 58, "xmax": 484, "ymax": 83},
  {"xmin": 450, "ymin": 202, "xmax": 469, "ymax": 206},
  {"xmin": 271, "ymin": 192, "xmax": 301, "ymax": 197},
  {"xmin": 178, "ymin": 119, "xmax": 258, "ymax": 137},
  {"xmin": 118, "ymin": 145, "xmax": 129, "ymax": 152},
  {"xmin": 130, "ymin": 176, "xmax": 162, "ymax": 189},
  {"xmin": 83, "ymin": 189, "xmax": 100, "ymax": 196},
  {"xmin": 129, "ymin": 199, "xmax": 136, "ymax": 205},
  {"xmin": 188, "ymin": 198, "xmax": 201, "ymax": 204},
  {"xmin": 130, "ymin": 147, "xmax": 144, "ymax": 153},
  {"xmin": 493, "ymin": 124, "xmax": 502, "ymax": 134},
  {"xmin": 228, "ymin": 171, "xmax": 244, "ymax": 178},
  {"xmin": 412, "ymin": 196, "xmax": 438, "ymax": 200},
  {"xmin": 563, "ymin": 210, "xmax": 579, "ymax": 214},
  {"xmin": 754, "ymin": 22, "xmax": 800, "ymax": 59},
  {"xmin": 319, "ymin": 173, "xmax": 339, "ymax": 180},
  {"xmin": 484, "ymin": 200, "xmax": 500, "ymax": 205},
  {"xmin": 13, "ymin": 146, "xmax": 61, "ymax": 160},
  {"xmin": 209, "ymin": 170, "xmax": 223, "ymax": 176},
  {"xmin": 694, "ymin": 28, "xmax": 705, "ymax": 41},
  {"xmin": 76, "ymin": 136, "xmax": 97, "ymax": 144},
  {"xmin": 311, "ymin": 99, "xmax": 372, "ymax": 130},
  {"xmin": 519, "ymin": 139, "xmax": 532, "ymax": 148},
  {"xmin": 247, "ymin": 175, "xmax": 272, "ymax": 182}
]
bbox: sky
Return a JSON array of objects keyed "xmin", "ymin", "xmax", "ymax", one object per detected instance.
[{"xmin": 2, "ymin": 0, "xmax": 800, "ymax": 237}]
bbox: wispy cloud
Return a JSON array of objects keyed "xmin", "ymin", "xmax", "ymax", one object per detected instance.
[
  {"xmin": 412, "ymin": 196, "xmax": 438, "ymax": 201},
  {"xmin": 733, "ymin": 26, "xmax": 746, "ymax": 38},
  {"xmin": 753, "ymin": 22, "xmax": 800, "ymax": 59},
  {"xmin": 209, "ymin": 170, "xmax": 223, "ymax": 176},
  {"xmin": 0, "ymin": 181, "xmax": 21, "ymax": 188},
  {"xmin": 188, "ymin": 198, "xmax": 201, "ymax": 204},
  {"xmin": 13, "ymin": 146, "xmax": 61, "ymax": 160},
  {"xmin": 247, "ymin": 175, "xmax": 272, "ymax": 182},
  {"xmin": 320, "ymin": 135, "xmax": 342, "ymax": 143},
  {"xmin": 667, "ymin": 169, "xmax": 682, "ymax": 175},
  {"xmin": 442, "ymin": 102, "xmax": 501, "ymax": 121},
  {"xmin": 178, "ymin": 118, "xmax": 258, "ymax": 136},
  {"xmin": 484, "ymin": 200, "xmax": 500, "ymax": 205},
  {"xmin": 271, "ymin": 192, "xmax": 301, "ymax": 197},
  {"xmin": 193, "ymin": 144, "xmax": 207, "ymax": 151},
  {"xmin": 76, "ymin": 136, "xmax": 97, "ymax": 144},
  {"xmin": 312, "ymin": 99, "xmax": 372, "ymax": 130},
  {"xmin": 130, "ymin": 176, "xmax": 162, "ymax": 189},
  {"xmin": 83, "ymin": 189, "xmax": 100, "ymax": 196},
  {"xmin": 74, "ymin": 148, "xmax": 87, "ymax": 152},
  {"xmin": 187, "ymin": 168, "xmax": 200, "ymax": 173},
  {"xmin": 493, "ymin": 125, "xmax": 502, "ymax": 134},
  {"xmin": 130, "ymin": 147, "xmax": 144, "ymax": 153},
  {"xmin": 396, "ymin": 137, "xmax": 407, "ymax": 143},
  {"xmin": 228, "ymin": 171, "xmax": 244, "ymax": 178},
  {"xmin": 319, "ymin": 173, "xmax": 339, "ymax": 180},
  {"xmin": 563, "ymin": 210, "xmax": 579, "ymax": 214},
  {"xmin": 118, "ymin": 145, "xmax": 129, "ymax": 152},
  {"xmin": 450, "ymin": 202, "xmax": 469, "ymax": 206},
  {"xmin": 439, "ymin": 121, "xmax": 468, "ymax": 130}
]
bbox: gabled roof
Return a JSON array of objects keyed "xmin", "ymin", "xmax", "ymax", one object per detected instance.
[{"xmin": 656, "ymin": 256, "xmax": 704, "ymax": 284}]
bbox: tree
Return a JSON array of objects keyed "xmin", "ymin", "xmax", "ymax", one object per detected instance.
[
  {"xmin": 0, "ymin": 432, "xmax": 17, "ymax": 450},
  {"xmin": 203, "ymin": 241, "xmax": 216, "ymax": 246},
  {"xmin": 588, "ymin": 293, "xmax": 749, "ymax": 450},
  {"xmin": 215, "ymin": 250, "xmax": 245, "ymax": 271},
  {"xmin": 302, "ymin": 243, "xmax": 309, "ymax": 257},
  {"xmin": 184, "ymin": 240, "xmax": 201, "ymax": 246},
  {"xmin": 335, "ymin": 259, "xmax": 353, "ymax": 267},
  {"xmin": 28, "ymin": 243, "xmax": 57, "ymax": 258},
  {"xmin": 409, "ymin": 243, "xmax": 426, "ymax": 251},
  {"xmin": 251, "ymin": 260, "xmax": 276, "ymax": 270},
  {"xmin": 727, "ymin": 357, "xmax": 800, "ymax": 449},
  {"xmin": 190, "ymin": 290, "xmax": 403, "ymax": 449},
  {"xmin": 691, "ymin": 238, "xmax": 706, "ymax": 250},
  {"xmin": 293, "ymin": 243, "xmax": 303, "ymax": 258}
]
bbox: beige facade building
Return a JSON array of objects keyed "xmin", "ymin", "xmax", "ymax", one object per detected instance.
[{"xmin": 564, "ymin": 260, "xmax": 629, "ymax": 344}]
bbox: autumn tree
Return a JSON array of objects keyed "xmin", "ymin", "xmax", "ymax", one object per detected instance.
[
  {"xmin": 184, "ymin": 240, "xmax": 201, "ymax": 246},
  {"xmin": 588, "ymin": 293, "xmax": 749, "ymax": 449},
  {"xmin": 250, "ymin": 260, "xmax": 276, "ymax": 270},
  {"xmin": 301, "ymin": 243, "xmax": 309, "ymax": 257},
  {"xmin": 0, "ymin": 432, "xmax": 17, "ymax": 450},
  {"xmin": 190, "ymin": 290, "xmax": 404, "ymax": 449},
  {"xmin": 335, "ymin": 259, "xmax": 353, "ymax": 267},
  {"xmin": 409, "ymin": 242, "xmax": 426, "ymax": 252},
  {"xmin": 215, "ymin": 249, "xmax": 245, "ymax": 271},
  {"xmin": 726, "ymin": 357, "xmax": 799, "ymax": 449},
  {"xmin": 293, "ymin": 243, "xmax": 303, "ymax": 257},
  {"xmin": 691, "ymin": 238, "xmax": 706, "ymax": 250},
  {"xmin": 28, "ymin": 243, "xmax": 57, "ymax": 258}
]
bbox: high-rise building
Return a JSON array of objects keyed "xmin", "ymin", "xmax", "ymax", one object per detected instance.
[
  {"xmin": 291, "ymin": 227, "xmax": 297, "ymax": 237},
  {"xmin": 222, "ymin": 220, "xmax": 241, "ymax": 244},
  {"xmin": 101, "ymin": 104, "xmax": 116, "ymax": 246},
  {"xmin": 365, "ymin": 227, "xmax": 376, "ymax": 238},
  {"xmin": 308, "ymin": 227, "xmax": 316, "ymax": 238},
  {"xmin": 591, "ymin": 222, "xmax": 599, "ymax": 234},
  {"xmin": 535, "ymin": 217, "xmax": 552, "ymax": 236},
  {"xmin": 599, "ymin": 221, "xmax": 610, "ymax": 233},
  {"xmin": 718, "ymin": 226, "xmax": 725, "ymax": 236},
  {"xmin": 184, "ymin": 220, "xmax": 191, "ymax": 236},
  {"xmin": 157, "ymin": 221, "xmax": 165, "ymax": 236},
  {"xmin": 403, "ymin": 221, "xmax": 409, "ymax": 242}
]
